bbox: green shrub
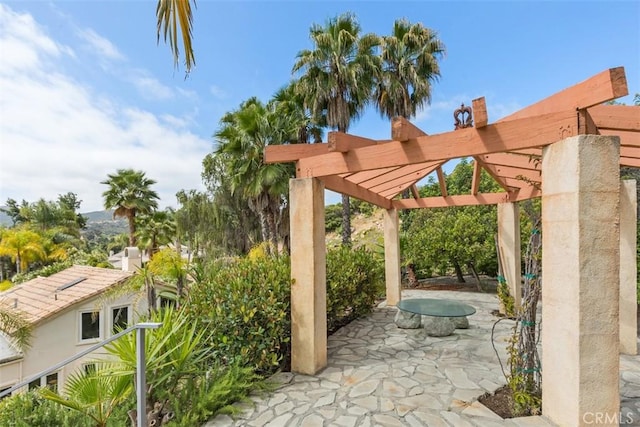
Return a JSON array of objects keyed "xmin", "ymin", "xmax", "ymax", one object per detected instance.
[
  {"xmin": 325, "ymin": 204, "xmax": 342, "ymax": 233},
  {"xmin": 0, "ymin": 390, "xmax": 92, "ymax": 426},
  {"xmin": 326, "ymin": 246, "xmax": 385, "ymax": 331},
  {"xmin": 185, "ymin": 256, "xmax": 292, "ymax": 374},
  {"xmin": 165, "ymin": 363, "xmax": 269, "ymax": 426}
]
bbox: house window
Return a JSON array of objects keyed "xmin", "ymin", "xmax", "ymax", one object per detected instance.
[
  {"xmin": 46, "ymin": 373, "xmax": 58, "ymax": 392},
  {"xmin": 0, "ymin": 386, "xmax": 12, "ymax": 400},
  {"xmin": 28, "ymin": 379, "xmax": 40, "ymax": 391},
  {"xmin": 111, "ymin": 306, "xmax": 129, "ymax": 334},
  {"xmin": 80, "ymin": 310, "xmax": 101, "ymax": 341},
  {"xmin": 84, "ymin": 363, "xmax": 96, "ymax": 376},
  {"xmin": 159, "ymin": 296, "xmax": 175, "ymax": 310}
]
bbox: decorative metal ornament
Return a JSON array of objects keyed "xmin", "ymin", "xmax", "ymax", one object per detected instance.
[{"xmin": 454, "ymin": 103, "xmax": 473, "ymax": 130}]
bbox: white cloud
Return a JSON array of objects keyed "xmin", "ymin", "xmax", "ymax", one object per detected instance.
[
  {"xmin": 0, "ymin": 3, "xmax": 73, "ymax": 74},
  {"xmin": 77, "ymin": 28, "xmax": 124, "ymax": 61},
  {"xmin": 209, "ymin": 85, "xmax": 228, "ymax": 99},
  {"xmin": 129, "ymin": 70, "xmax": 175, "ymax": 100},
  {"xmin": 0, "ymin": 5, "xmax": 209, "ymax": 213}
]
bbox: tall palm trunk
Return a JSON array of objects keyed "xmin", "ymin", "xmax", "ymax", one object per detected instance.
[
  {"xmin": 339, "ymin": 125, "xmax": 352, "ymax": 247},
  {"xmin": 127, "ymin": 212, "xmax": 136, "ymax": 247},
  {"xmin": 341, "ymin": 194, "xmax": 351, "ymax": 246}
]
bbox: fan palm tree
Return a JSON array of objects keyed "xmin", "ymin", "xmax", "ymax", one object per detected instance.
[
  {"xmin": 215, "ymin": 98, "xmax": 295, "ymax": 254},
  {"xmin": 136, "ymin": 210, "xmax": 177, "ymax": 260},
  {"xmin": 156, "ymin": 0, "xmax": 196, "ymax": 74},
  {"xmin": 374, "ymin": 18, "xmax": 445, "ymax": 121},
  {"xmin": 101, "ymin": 169, "xmax": 159, "ymax": 247},
  {"xmin": 293, "ymin": 12, "xmax": 381, "ymax": 246}
]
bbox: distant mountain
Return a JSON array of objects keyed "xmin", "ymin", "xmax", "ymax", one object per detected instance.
[
  {"xmin": 0, "ymin": 208, "xmax": 127, "ymax": 239},
  {"xmin": 83, "ymin": 210, "xmax": 118, "ymax": 222},
  {"xmin": 0, "ymin": 208, "xmax": 10, "ymax": 227}
]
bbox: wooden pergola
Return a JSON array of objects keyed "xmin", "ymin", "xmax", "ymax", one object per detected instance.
[
  {"xmin": 266, "ymin": 67, "xmax": 637, "ymax": 209},
  {"xmin": 265, "ymin": 67, "xmax": 639, "ymax": 426}
]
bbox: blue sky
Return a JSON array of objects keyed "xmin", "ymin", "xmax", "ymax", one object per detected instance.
[{"xmin": 0, "ymin": 1, "xmax": 638, "ymax": 212}]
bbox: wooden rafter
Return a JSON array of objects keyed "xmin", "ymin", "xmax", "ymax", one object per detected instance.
[
  {"xmin": 296, "ymin": 110, "xmax": 577, "ymax": 178},
  {"xmin": 471, "ymin": 159, "xmax": 482, "ymax": 195},
  {"xmin": 472, "ymin": 97, "xmax": 488, "ymax": 128},
  {"xmin": 328, "ymin": 132, "xmax": 378, "ymax": 152},
  {"xmin": 587, "ymin": 105, "xmax": 640, "ymax": 131},
  {"xmin": 436, "ymin": 166, "xmax": 448, "ymax": 197},
  {"xmin": 498, "ymin": 67, "xmax": 628, "ymax": 121},
  {"xmin": 320, "ymin": 175, "xmax": 392, "ymax": 209}
]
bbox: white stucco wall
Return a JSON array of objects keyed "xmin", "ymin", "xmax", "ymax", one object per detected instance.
[{"xmin": 0, "ymin": 292, "xmax": 148, "ymax": 393}]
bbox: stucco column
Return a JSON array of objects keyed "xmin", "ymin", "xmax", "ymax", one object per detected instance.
[
  {"xmin": 289, "ymin": 178, "xmax": 327, "ymax": 375},
  {"xmin": 383, "ymin": 208, "xmax": 402, "ymax": 306},
  {"xmin": 497, "ymin": 202, "xmax": 522, "ymax": 311},
  {"xmin": 620, "ymin": 179, "xmax": 638, "ymax": 355},
  {"xmin": 541, "ymin": 135, "xmax": 620, "ymax": 426}
]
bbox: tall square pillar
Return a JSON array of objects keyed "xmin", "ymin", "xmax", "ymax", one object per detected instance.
[
  {"xmin": 289, "ymin": 178, "xmax": 327, "ymax": 374},
  {"xmin": 620, "ymin": 179, "xmax": 637, "ymax": 355},
  {"xmin": 541, "ymin": 135, "xmax": 620, "ymax": 426},
  {"xmin": 383, "ymin": 208, "xmax": 402, "ymax": 306},
  {"xmin": 497, "ymin": 202, "xmax": 522, "ymax": 311}
]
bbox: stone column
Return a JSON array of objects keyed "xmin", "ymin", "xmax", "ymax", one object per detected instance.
[
  {"xmin": 289, "ymin": 178, "xmax": 327, "ymax": 375},
  {"xmin": 497, "ymin": 202, "xmax": 522, "ymax": 311},
  {"xmin": 541, "ymin": 135, "xmax": 620, "ymax": 426},
  {"xmin": 383, "ymin": 208, "xmax": 402, "ymax": 306},
  {"xmin": 620, "ymin": 179, "xmax": 638, "ymax": 355}
]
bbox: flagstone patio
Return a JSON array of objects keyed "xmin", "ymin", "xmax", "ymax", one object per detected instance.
[{"xmin": 205, "ymin": 290, "xmax": 640, "ymax": 427}]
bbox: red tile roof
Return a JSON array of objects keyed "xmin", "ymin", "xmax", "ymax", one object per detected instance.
[{"xmin": 0, "ymin": 265, "xmax": 133, "ymax": 325}]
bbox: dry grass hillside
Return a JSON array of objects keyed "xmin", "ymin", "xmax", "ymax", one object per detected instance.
[{"xmin": 326, "ymin": 208, "xmax": 385, "ymax": 251}]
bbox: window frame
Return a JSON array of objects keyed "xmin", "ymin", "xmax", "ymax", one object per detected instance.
[
  {"xmin": 110, "ymin": 305, "xmax": 131, "ymax": 335},
  {"xmin": 78, "ymin": 309, "xmax": 102, "ymax": 343}
]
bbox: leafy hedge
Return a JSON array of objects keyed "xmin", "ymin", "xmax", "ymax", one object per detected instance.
[
  {"xmin": 0, "ymin": 391, "xmax": 92, "ymax": 426},
  {"xmin": 326, "ymin": 246, "xmax": 385, "ymax": 331},
  {"xmin": 185, "ymin": 255, "xmax": 292, "ymax": 374}
]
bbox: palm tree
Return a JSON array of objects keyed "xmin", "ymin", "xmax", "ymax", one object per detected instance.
[
  {"xmin": 40, "ymin": 364, "xmax": 132, "ymax": 427},
  {"xmin": 0, "ymin": 226, "xmax": 46, "ymax": 274},
  {"xmin": 374, "ymin": 19, "xmax": 445, "ymax": 285},
  {"xmin": 0, "ymin": 302, "xmax": 32, "ymax": 350},
  {"xmin": 136, "ymin": 210, "xmax": 176, "ymax": 260},
  {"xmin": 214, "ymin": 98, "xmax": 295, "ymax": 254},
  {"xmin": 101, "ymin": 169, "xmax": 159, "ymax": 247},
  {"xmin": 156, "ymin": 0, "xmax": 196, "ymax": 74},
  {"xmin": 293, "ymin": 12, "xmax": 381, "ymax": 246},
  {"xmin": 374, "ymin": 18, "xmax": 445, "ymax": 121}
]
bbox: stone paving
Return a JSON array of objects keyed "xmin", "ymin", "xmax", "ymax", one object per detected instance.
[{"xmin": 205, "ymin": 290, "xmax": 640, "ymax": 427}]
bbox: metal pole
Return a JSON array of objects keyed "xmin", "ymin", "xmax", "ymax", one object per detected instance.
[
  {"xmin": 136, "ymin": 326, "xmax": 146, "ymax": 427},
  {"xmin": 135, "ymin": 322, "xmax": 161, "ymax": 427}
]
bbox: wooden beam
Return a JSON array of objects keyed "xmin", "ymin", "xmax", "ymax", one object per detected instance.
[
  {"xmin": 344, "ymin": 167, "xmax": 401, "ymax": 185},
  {"xmin": 588, "ymin": 105, "xmax": 640, "ymax": 131},
  {"xmin": 511, "ymin": 186, "xmax": 541, "ymax": 202},
  {"xmin": 436, "ymin": 167, "xmax": 448, "ymax": 197},
  {"xmin": 502, "ymin": 177, "xmax": 541, "ymax": 190},
  {"xmin": 265, "ymin": 144, "xmax": 329, "ymax": 163},
  {"xmin": 499, "ymin": 67, "xmax": 628, "ymax": 122},
  {"xmin": 508, "ymin": 148, "xmax": 543, "ymax": 156},
  {"xmin": 297, "ymin": 110, "xmax": 577, "ymax": 178},
  {"xmin": 473, "ymin": 156, "xmax": 512, "ymax": 192},
  {"xmin": 481, "ymin": 153, "xmax": 541, "ymax": 170},
  {"xmin": 621, "ymin": 146, "xmax": 640, "ymax": 159},
  {"xmin": 472, "ymin": 97, "xmax": 488, "ymax": 128},
  {"xmin": 373, "ymin": 168, "xmax": 439, "ymax": 197},
  {"xmin": 599, "ymin": 129, "xmax": 640, "ymax": 147},
  {"xmin": 359, "ymin": 162, "xmax": 441, "ymax": 190},
  {"xmin": 328, "ymin": 132, "xmax": 378, "ymax": 152},
  {"xmin": 471, "ymin": 159, "xmax": 482, "ymax": 195},
  {"xmin": 410, "ymin": 185, "xmax": 420, "ymax": 199},
  {"xmin": 320, "ymin": 175, "xmax": 392, "ymax": 209},
  {"xmin": 393, "ymin": 193, "xmax": 513, "ymax": 209},
  {"xmin": 621, "ymin": 157, "xmax": 640, "ymax": 168},
  {"xmin": 493, "ymin": 165, "xmax": 542, "ymax": 182},
  {"xmin": 392, "ymin": 117, "xmax": 427, "ymax": 141}
]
